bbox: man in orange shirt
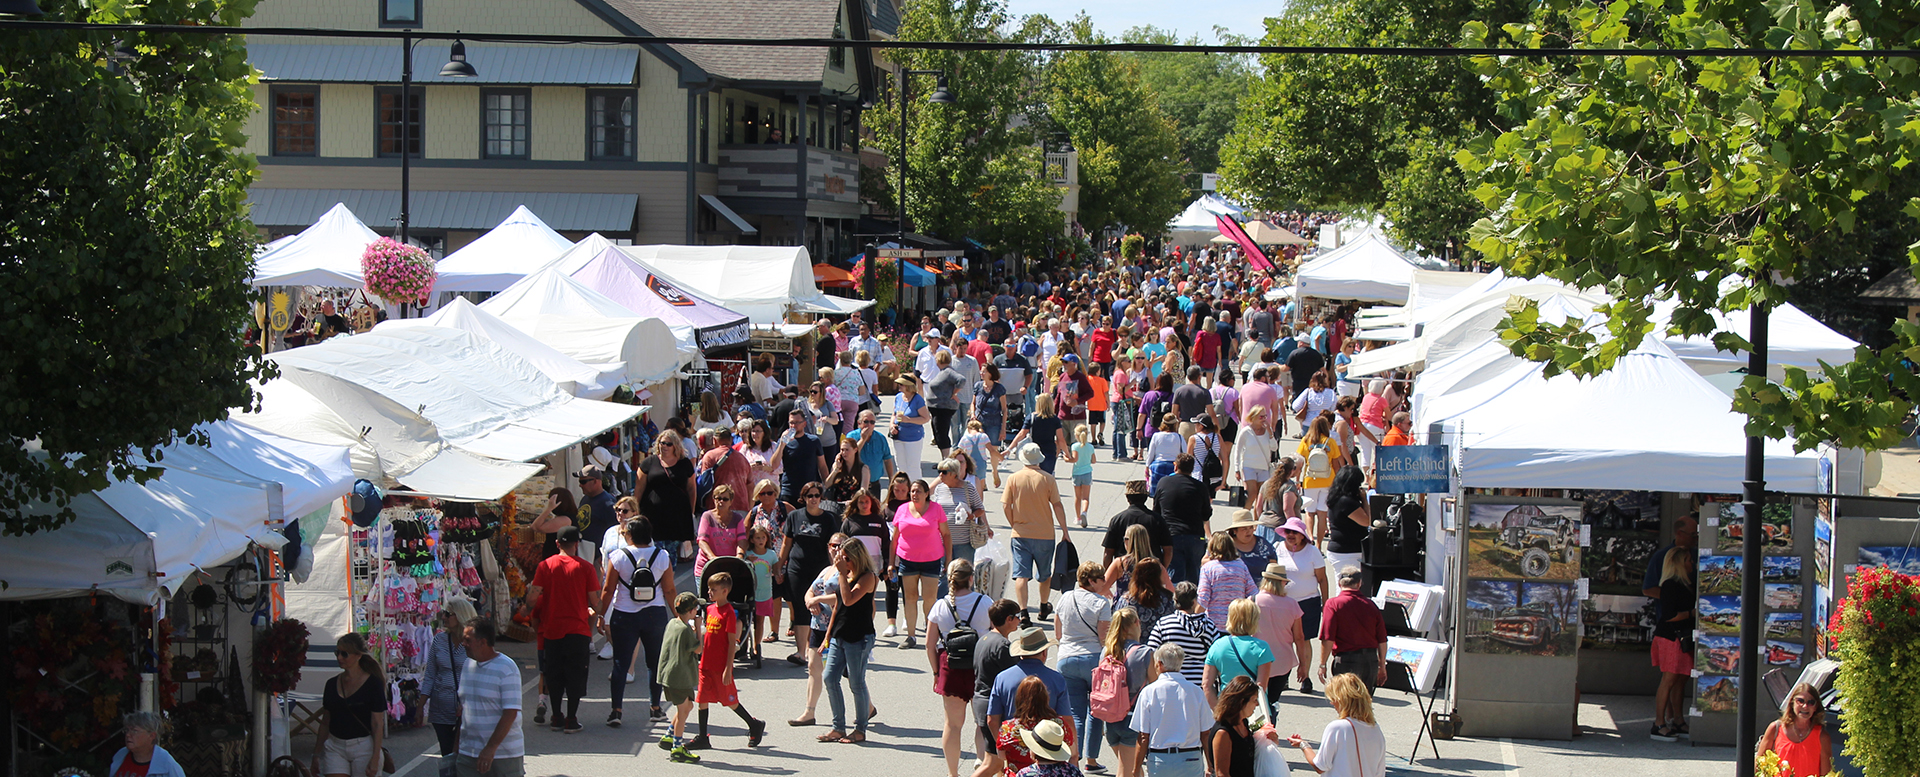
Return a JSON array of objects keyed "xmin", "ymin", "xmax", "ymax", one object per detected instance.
[
  {"xmin": 1087, "ymin": 364, "xmax": 1111, "ymax": 447},
  {"xmin": 1380, "ymin": 412, "xmax": 1413, "ymax": 447}
]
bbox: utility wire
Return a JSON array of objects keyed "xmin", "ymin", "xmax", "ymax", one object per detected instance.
[{"xmin": 1, "ymin": 19, "xmax": 1918, "ymax": 59}]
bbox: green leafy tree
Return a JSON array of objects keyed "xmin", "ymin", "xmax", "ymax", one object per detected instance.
[
  {"xmin": 1042, "ymin": 16, "xmax": 1188, "ymax": 236},
  {"xmin": 0, "ymin": 0, "xmax": 267, "ymax": 535},
  {"xmin": 1458, "ymin": 0, "xmax": 1920, "ymax": 452},
  {"xmin": 1219, "ymin": 0, "xmax": 1528, "ymax": 256},
  {"xmin": 1117, "ymin": 25, "xmax": 1254, "ymax": 176},
  {"xmin": 876, "ymin": 0, "xmax": 1062, "ymax": 256}
]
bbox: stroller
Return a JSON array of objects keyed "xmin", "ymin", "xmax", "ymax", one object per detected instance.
[{"xmin": 699, "ymin": 556, "xmax": 763, "ymax": 669}]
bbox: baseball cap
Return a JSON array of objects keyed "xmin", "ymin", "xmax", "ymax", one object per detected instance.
[{"xmin": 575, "ymin": 464, "xmax": 605, "ymax": 481}]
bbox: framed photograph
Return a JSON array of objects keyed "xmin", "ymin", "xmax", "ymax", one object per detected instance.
[
  {"xmin": 1766, "ymin": 639, "xmax": 1805, "ymax": 668},
  {"xmin": 1461, "ymin": 579, "xmax": 1580, "ymax": 657},
  {"xmin": 1696, "ymin": 634, "xmax": 1740, "ymax": 674},
  {"xmin": 1763, "ymin": 556, "xmax": 1802, "ymax": 585},
  {"xmin": 1577, "ymin": 490, "xmax": 1662, "ymax": 533},
  {"xmin": 1374, "ymin": 580, "xmax": 1445, "ymax": 634},
  {"xmin": 1384, "ymin": 636, "xmax": 1450, "ymax": 693},
  {"xmin": 1766, "ymin": 612, "xmax": 1804, "ymax": 641},
  {"xmin": 1715, "ymin": 502, "xmax": 1793, "ymax": 554},
  {"xmin": 1465, "ymin": 503, "xmax": 1582, "ymax": 580},
  {"xmin": 1581, "ymin": 594, "xmax": 1656, "ymax": 651},
  {"xmin": 1698, "ymin": 595, "xmax": 1741, "ymax": 635},
  {"xmin": 1585, "ymin": 533, "xmax": 1662, "ymax": 596},
  {"xmin": 1698, "ymin": 556, "xmax": 1742, "ymax": 595},
  {"xmin": 1697, "ymin": 675, "xmax": 1739, "ymax": 714},
  {"xmin": 1763, "ymin": 584, "xmax": 1802, "ymax": 610},
  {"xmin": 1813, "ymin": 515, "xmax": 1832, "ymax": 589},
  {"xmin": 1856, "ymin": 546, "xmax": 1920, "ymax": 576}
]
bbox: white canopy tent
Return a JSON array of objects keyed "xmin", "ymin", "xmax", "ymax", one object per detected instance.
[
  {"xmin": 269, "ymin": 326, "xmax": 644, "ymax": 462},
  {"xmin": 0, "ymin": 422, "xmax": 354, "ymax": 605},
  {"xmin": 1166, "ymin": 193, "xmax": 1243, "ymax": 246},
  {"xmin": 235, "ymin": 379, "xmax": 542, "ymax": 503},
  {"xmin": 480, "ymin": 265, "xmax": 690, "ymax": 383},
  {"xmin": 382, "ymin": 298, "xmax": 625, "ymax": 399},
  {"xmin": 1652, "ymin": 296, "xmax": 1859, "ymax": 376},
  {"xmin": 1294, "ymin": 229, "xmax": 1422, "ymax": 303},
  {"xmin": 617, "ymin": 244, "xmax": 874, "ymax": 325},
  {"xmin": 250, "ymin": 202, "xmax": 381, "ymax": 288},
  {"xmin": 434, "ymin": 205, "xmax": 577, "ymax": 292},
  {"xmin": 1346, "ymin": 283, "xmax": 1605, "ymax": 378}
]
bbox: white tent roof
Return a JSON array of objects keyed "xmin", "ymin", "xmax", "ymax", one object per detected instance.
[
  {"xmin": 251, "ymin": 202, "xmax": 381, "ymax": 288},
  {"xmin": 234, "ymin": 379, "xmax": 541, "ymax": 501},
  {"xmin": 1422, "ymin": 332, "xmax": 1818, "ymax": 492},
  {"xmin": 269, "ymin": 327, "xmax": 644, "ymax": 462},
  {"xmin": 0, "ymin": 422, "xmax": 354, "ymax": 605},
  {"xmin": 1166, "ymin": 193, "xmax": 1243, "ymax": 244},
  {"xmin": 480, "ymin": 266, "xmax": 690, "ymax": 382},
  {"xmin": 382, "ymin": 298, "xmax": 625, "ymax": 398},
  {"xmin": 1295, "ymin": 230, "xmax": 1421, "ymax": 303},
  {"xmin": 434, "ymin": 206, "xmax": 577, "ymax": 292},
  {"xmin": 1653, "ymin": 297, "xmax": 1858, "ymax": 375},
  {"xmin": 1347, "ymin": 283, "xmax": 1604, "ymax": 378},
  {"xmin": 617, "ymin": 244, "xmax": 874, "ymax": 325}
]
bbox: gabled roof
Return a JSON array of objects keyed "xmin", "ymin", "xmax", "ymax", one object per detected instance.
[{"xmin": 597, "ymin": 0, "xmax": 847, "ymax": 84}]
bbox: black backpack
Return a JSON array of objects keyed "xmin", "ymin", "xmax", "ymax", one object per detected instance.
[
  {"xmin": 942, "ymin": 594, "xmax": 985, "ymax": 665},
  {"xmin": 617, "ymin": 547, "xmax": 664, "ymax": 604}
]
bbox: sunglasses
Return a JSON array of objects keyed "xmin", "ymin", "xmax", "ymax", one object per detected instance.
[
  {"xmin": 828, "ymin": 541, "xmax": 843, "ymax": 549},
  {"xmin": 715, "ymin": 497, "xmax": 732, "ymax": 503}
]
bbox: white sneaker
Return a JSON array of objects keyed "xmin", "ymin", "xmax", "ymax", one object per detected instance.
[
  {"xmin": 1076, "ymin": 514, "xmax": 1088, "ymax": 528},
  {"xmin": 882, "ymin": 624, "xmax": 899, "ymax": 638},
  {"xmin": 597, "ymin": 643, "xmax": 614, "ymax": 660}
]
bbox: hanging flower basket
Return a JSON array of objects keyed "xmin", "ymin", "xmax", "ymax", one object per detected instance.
[
  {"xmin": 252, "ymin": 618, "xmax": 310, "ymax": 694},
  {"xmin": 849, "ymin": 257, "xmax": 899, "ymax": 312},
  {"xmin": 361, "ymin": 238, "xmax": 436, "ymax": 306}
]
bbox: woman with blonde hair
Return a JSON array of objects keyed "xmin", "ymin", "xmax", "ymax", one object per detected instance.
[
  {"xmin": 313, "ymin": 633, "xmax": 386, "ymax": 777},
  {"xmin": 1295, "ymin": 414, "xmax": 1345, "ymax": 541},
  {"xmin": 1055, "ymin": 561, "xmax": 1114, "ymax": 773},
  {"xmin": 1290, "ymin": 673, "xmax": 1384, "ymax": 777},
  {"xmin": 1236, "ymin": 406, "xmax": 1277, "ymax": 514},
  {"xmin": 1099, "ymin": 608, "xmax": 1154, "ymax": 777},
  {"xmin": 821, "ymin": 532, "xmax": 881, "ymax": 744},
  {"xmin": 422, "ymin": 598, "xmax": 478, "ymax": 775},
  {"xmin": 1650, "ymin": 544, "xmax": 1697, "ymax": 741},
  {"xmin": 1758, "ymin": 682, "xmax": 1830, "ymax": 777},
  {"xmin": 1203, "ymin": 598, "xmax": 1275, "ymax": 710}
]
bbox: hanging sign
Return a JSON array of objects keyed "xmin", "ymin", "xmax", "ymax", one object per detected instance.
[{"xmin": 1375, "ymin": 445, "xmax": 1451, "ymax": 494}]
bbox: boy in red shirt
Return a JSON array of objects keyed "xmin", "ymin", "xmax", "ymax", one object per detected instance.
[{"xmin": 691, "ymin": 573, "xmax": 766, "ymax": 750}]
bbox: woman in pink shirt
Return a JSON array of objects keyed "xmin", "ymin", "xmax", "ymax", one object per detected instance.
[
  {"xmin": 696, "ymin": 484, "xmax": 750, "ymax": 576},
  {"xmin": 890, "ymin": 479, "xmax": 951, "ymax": 650}
]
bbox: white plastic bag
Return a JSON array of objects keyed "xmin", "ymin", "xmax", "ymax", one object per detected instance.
[
  {"xmin": 974, "ymin": 537, "xmax": 1011, "ymax": 600},
  {"xmin": 1254, "ymin": 728, "xmax": 1292, "ymax": 777}
]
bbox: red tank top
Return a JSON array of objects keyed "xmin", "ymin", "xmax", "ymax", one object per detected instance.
[{"xmin": 1772, "ymin": 724, "xmax": 1825, "ymax": 777}]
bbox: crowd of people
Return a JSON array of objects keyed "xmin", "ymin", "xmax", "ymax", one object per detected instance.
[{"xmin": 291, "ymin": 245, "xmax": 1429, "ymax": 777}]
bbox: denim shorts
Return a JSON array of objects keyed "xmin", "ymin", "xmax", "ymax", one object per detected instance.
[
  {"xmin": 1011, "ymin": 536, "xmax": 1055, "ymax": 580},
  {"xmin": 898, "ymin": 557, "xmax": 944, "ymax": 578},
  {"xmin": 1105, "ymin": 724, "xmax": 1140, "ymax": 747},
  {"xmin": 1073, "ymin": 471, "xmax": 1093, "ymax": 487}
]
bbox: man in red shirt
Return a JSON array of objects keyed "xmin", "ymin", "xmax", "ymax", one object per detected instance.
[
  {"xmin": 528, "ymin": 527, "xmax": 603, "ymax": 733},
  {"xmin": 1380, "ymin": 412, "xmax": 1413, "ymax": 447},
  {"xmin": 1317, "ymin": 567, "xmax": 1388, "ymax": 693}
]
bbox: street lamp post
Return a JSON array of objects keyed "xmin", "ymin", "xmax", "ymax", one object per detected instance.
[
  {"xmin": 398, "ymin": 34, "xmax": 477, "ymax": 248},
  {"xmin": 894, "ymin": 69, "xmax": 954, "ymax": 321}
]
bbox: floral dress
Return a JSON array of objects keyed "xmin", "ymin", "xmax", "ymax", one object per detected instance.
[{"xmin": 998, "ymin": 716, "xmax": 1077, "ymax": 777}]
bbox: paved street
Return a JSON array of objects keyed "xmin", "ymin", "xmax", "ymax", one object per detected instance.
[{"xmin": 299, "ymin": 429, "xmax": 1739, "ymax": 777}]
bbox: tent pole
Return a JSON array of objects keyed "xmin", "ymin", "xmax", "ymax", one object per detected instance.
[{"xmin": 1735, "ymin": 300, "xmax": 1769, "ymax": 777}]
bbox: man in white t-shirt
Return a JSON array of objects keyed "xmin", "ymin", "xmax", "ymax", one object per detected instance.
[
  {"xmin": 458, "ymin": 620, "xmax": 525, "ymax": 777},
  {"xmin": 595, "ymin": 518, "xmax": 678, "ymax": 725}
]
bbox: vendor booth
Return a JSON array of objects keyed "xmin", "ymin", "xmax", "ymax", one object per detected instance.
[
  {"xmin": 560, "ymin": 246, "xmax": 753, "ymax": 353},
  {"xmin": 481, "ymin": 264, "xmax": 694, "ymax": 381},
  {"xmin": 1294, "ymin": 229, "xmax": 1423, "ymax": 305},
  {"xmin": 433, "ymin": 205, "xmax": 576, "ymax": 293},
  {"xmin": 382, "ymin": 298, "xmax": 627, "ymax": 399},
  {"xmin": 619, "ymin": 243, "xmax": 876, "ymax": 324},
  {"xmin": 248, "ymin": 203, "xmax": 378, "ymax": 289}
]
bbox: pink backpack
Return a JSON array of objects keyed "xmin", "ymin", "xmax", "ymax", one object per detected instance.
[{"xmin": 1089, "ymin": 649, "xmax": 1135, "ymax": 723}]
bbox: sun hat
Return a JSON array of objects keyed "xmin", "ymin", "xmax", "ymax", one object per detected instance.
[
  {"xmin": 1262, "ymin": 562, "xmax": 1290, "ymax": 584},
  {"xmin": 1280, "ymin": 516, "xmax": 1312, "ymax": 537},
  {"xmin": 1019, "ymin": 718, "xmax": 1074, "ymax": 763},
  {"xmin": 1008, "ymin": 626, "xmax": 1053, "ymax": 657},
  {"xmin": 1227, "ymin": 510, "xmax": 1260, "ymax": 531},
  {"xmin": 1019, "ymin": 443, "xmax": 1046, "ymax": 466}
]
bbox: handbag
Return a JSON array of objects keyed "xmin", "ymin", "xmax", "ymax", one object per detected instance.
[
  {"xmin": 382, "ymin": 748, "xmax": 396, "ymax": 774},
  {"xmin": 970, "ymin": 516, "xmax": 989, "ymax": 549}
]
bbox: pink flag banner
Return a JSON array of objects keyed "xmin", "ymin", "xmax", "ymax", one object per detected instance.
[{"xmin": 1216, "ymin": 214, "xmax": 1275, "ymax": 272}]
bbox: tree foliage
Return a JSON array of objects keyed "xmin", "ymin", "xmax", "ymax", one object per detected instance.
[
  {"xmin": 1040, "ymin": 16, "xmax": 1189, "ymax": 236},
  {"xmin": 1219, "ymin": 0, "xmax": 1528, "ymax": 256},
  {"xmin": 1116, "ymin": 25, "xmax": 1254, "ymax": 176},
  {"xmin": 0, "ymin": 0, "xmax": 267, "ymax": 534},
  {"xmin": 877, "ymin": 0, "xmax": 1062, "ymax": 256},
  {"xmin": 1459, "ymin": 0, "xmax": 1920, "ymax": 452}
]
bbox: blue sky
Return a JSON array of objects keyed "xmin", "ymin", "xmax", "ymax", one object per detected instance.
[{"xmin": 1002, "ymin": 0, "xmax": 1277, "ymax": 41}]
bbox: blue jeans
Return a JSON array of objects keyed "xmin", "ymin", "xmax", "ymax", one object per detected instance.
[
  {"xmin": 1011, "ymin": 536, "xmax": 1056, "ymax": 581},
  {"xmin": 825, "ymin": 634, "xmax": 877, "ymax": 733},
  {"xmin": 1169, "ymin": 534, "xmax": 1208, "ymax": 586},
  {"xmin": 1059, "ymin": 653, "xmax": 1104, "ymax": 761},
  {"xmin": 1147, "ymin": 748, "xmax": 1206, "ymax": 777},
  {"xmin": 609, "ymin": 607, "xmax": 669, "ymax": 710},
  {"xmin": 949, "ymin": 404, "xmax": 971, "ymax": 446},
  {"xmin": 1111, "ymin": 400, "xmax": 1133, "ymax": 459}
]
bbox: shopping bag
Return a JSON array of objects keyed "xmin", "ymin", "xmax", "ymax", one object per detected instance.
[
  {"xmin": 1254, "ymin": 725, "xmax": 1292, "ymax": 777},
  {"xmin": 974, "ymin": 537, "xmax": 1011, "ymax": 601}
]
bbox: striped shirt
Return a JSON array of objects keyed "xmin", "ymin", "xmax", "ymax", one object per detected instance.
[
  {"xmin": 458, "ymin": 653, "xmax": 524, "ymax": 759},
  {"xmin": 1147, "ymin": 610, "xmax": 1220, "ymax": 686},
  {"xmin": 1198, "ymin": 560, "xmax": 1258, "ymax": 630}
]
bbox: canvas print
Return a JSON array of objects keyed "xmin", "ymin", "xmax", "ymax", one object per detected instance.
[
  {"xmin": 1462, "ymin": 579, "xmax": 1580, "ymax": 656},
  {"xmin": 1466, "ymin": 503, "xmax": 1582, "ymax": 580},
  {"xmin": 1697, "ymin": 675, "xmax": 1739, "ymax": 714},
  {"xmin": 1582, "ymin": 595, "xmax": 1656, "ymax": 651},
  {"xmin": 1383, "ymin": 637, "xmax": 1450, "ymax": 693},
  {"xmin": 1764, "ymin": 584, "xmax": 1801, "ymax": 610},
  {"xmin": 1813, "ymin": 516, "xmax": 1832, "ymax": 588},
  {"xmin": 1716, "ymin": 501, "xmax": 1793, "ymax": 554},
  {"xmin": 1814, "ymin": 586, "xmax": 1831, "ymax": 657},
  {"xmin": 1696, "ymin": 635, "xmax": 1740, "ymax": 674},
  {"xmin": 1767, "ymin": 639, "xmax": 1805, "ymax": 668},
  {"xmin": 1857, "ymin": 546, "xmax": 1920, "ymax": 576},
  {"xmin": 1373, "ymin": 580, "xmax": 1443, "ymax": 633},
  {"xmin": 1763, "ymin": 556, "xmax": 1802, "ymax": 585},
  {"xmin": 1577, "ymin": 490, "xmax": 1662, "ymax": 533},
  {"xmin": 1585, "ymin": 533, "xmax": 1662, "ymax": 595},
  {"xmin": 1699, "ymin": 556, "xmax": 1742, "ymax": 595},
  {"xmin": 1767, "ymin": 612, "xmax": 1804, "ymax": 640},
  {"xmin": 1699, "ymin": 595, "xmax": 1742, "ymax": 635}
]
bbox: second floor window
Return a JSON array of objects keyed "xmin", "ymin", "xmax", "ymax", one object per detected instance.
[
  {"xmin": 380, "ymin": 0, "xmax": 421, "ymax": 26},
  {"xmin": 271, "ymin": 87, "xmax": 318, "ymax": 156},
  {"xmin": 483, "ymin": 90, "xmax": 529, "ymax": 159},
  {"xmin": 588, "ymin": 91, "xmax": 634, "ymax": 160},
  {"xmin": 377, "ymin": 87, "xmax": 423, "ymax": 157}
]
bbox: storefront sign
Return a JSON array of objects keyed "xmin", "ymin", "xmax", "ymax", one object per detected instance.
[{"xmin": 1375, "ymin": 444, "xmax": 1451, "ymax": 494}]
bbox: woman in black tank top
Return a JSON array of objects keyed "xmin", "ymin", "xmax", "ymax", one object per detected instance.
[{"xmin": 820, "ymin": 536, "xmax": 879, "ymax": 744}]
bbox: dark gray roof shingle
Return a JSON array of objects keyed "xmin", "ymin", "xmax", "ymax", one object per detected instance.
[{"xmin": 600, "ymin": 0, "xmax": 841, "ymax": 83}]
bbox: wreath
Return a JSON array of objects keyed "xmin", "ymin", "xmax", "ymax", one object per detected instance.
[
  {"xmin": 252, "ymin": 619, "xmax": 310, "ymax": 694},
  {"xmin": 360, "ymin": 237, "xmax": 436, "ymax": 306}
]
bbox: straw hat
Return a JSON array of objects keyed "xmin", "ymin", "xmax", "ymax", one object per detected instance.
[
  {"xmin": 1227, "ymin": 510, "xmax": 1260, "ymax": 531},
  {"xmin": 1019, "ymin": 718, "xmax": 1074, "ymax": 763},
  {"xmin": 1262, "ymin": 562, "xmax": 1290, "ymax": 584},
  {"xmin": 1008, "ymin": 626, "xmax": 1052, "ymax": 657}
]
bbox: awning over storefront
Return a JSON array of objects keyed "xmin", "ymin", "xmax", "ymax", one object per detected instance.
[
  {"xmin": 247, "ymin": 189, "xmax": 639, "ymax": 233},
  {"xmin": 249, "ymin": 42, "xmax": 641, "ymax": 85}
]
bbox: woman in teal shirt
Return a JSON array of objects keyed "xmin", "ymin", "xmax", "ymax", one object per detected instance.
[{"xmin": 1203, "ymin": 599, "xmax": 1275, "ymax": 709}]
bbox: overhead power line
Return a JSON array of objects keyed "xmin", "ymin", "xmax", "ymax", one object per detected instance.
[{"xmin": 1, "ymin": 19, "xmax": 1917, "ymax": 59}]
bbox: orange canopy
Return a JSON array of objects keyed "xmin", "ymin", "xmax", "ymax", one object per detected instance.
[{"xmin": 813, "ymin": 263, "xmax": 856, "ymax": 288}]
